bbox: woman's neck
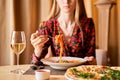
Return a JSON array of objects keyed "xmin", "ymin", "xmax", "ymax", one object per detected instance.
[
  {"xmin": 58, "ymin": 11, "xmax": 75, "ymax": 40},
  {"xmin": 58, "ymin": 12, "xmax": 74, "ymax": 26}
]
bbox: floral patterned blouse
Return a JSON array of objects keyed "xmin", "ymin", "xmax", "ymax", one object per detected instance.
[{"xmin": 32, "ymin": 17, "xmax": 96, "ymax": 63}]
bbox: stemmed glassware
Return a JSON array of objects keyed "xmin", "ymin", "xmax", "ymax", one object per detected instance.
[{"xmin": 10, "ymin": 31, "xmax": 26, "ymax": 74}]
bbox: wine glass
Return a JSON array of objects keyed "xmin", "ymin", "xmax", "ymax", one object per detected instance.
[{"xmin": 10, "ymin": 31, "xmax": 26, "ymax": 74}]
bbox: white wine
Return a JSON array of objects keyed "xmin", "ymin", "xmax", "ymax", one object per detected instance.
[
  {"xmin": 11, "ymin": 43, "xmax": 26, "ymax": 55},
  {"xmin": 10, "ymin": 31, "xmax": 26, "ymax": 73}
]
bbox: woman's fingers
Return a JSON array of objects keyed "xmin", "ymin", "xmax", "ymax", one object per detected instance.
[
  {"xmin": 31, "ymin": 36, "xmax": 49, "ymax": 48},
  {"xmin": 30, "ymin": 31, "xmax": 49, "ymax": 49},
  {"xmin": 30, "ymin": 31, "xmax": 41, "ymax": 46},
  {"xmin": 42, "ymin": 38, "xmax": 49, "ymax": 44},
  {"xmin": 84, "ymin": 57, "xmax": 89, "ymax": 61},
  {"xmin": 89, "ymin": 56, "xmax": 94, "ymax": 61},
  {"xmin": 84, "ymin": 56, "xmax": 96, "ymax": 65},
  {"xmin": 36, "ymin": 38, "xmax": 49, "ymax": 47},
  {"xmin": 30, "ymin": 31, "xmax": 39, "ymax": 40},
  {"xmin": 84, "ymin": 56, "xmax": 94, "ymax": 61},
  {"xmin": 32, "ymin": 37, "xmax": 43, "ymax": 47}
]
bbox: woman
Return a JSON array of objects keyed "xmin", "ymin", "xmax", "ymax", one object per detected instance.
[{"xmin": 30, "ymin": 0, "xmax": 96, "ymax": 64}]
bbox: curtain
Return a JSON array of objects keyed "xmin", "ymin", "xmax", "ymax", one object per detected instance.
[
  {"xmin": 108, "ymin": 0, "xmax": 120, "ymax": 65},
  {"xmin": 118, "ymin": 0, "xmax": 120, "ymax": 65},
  {"xmin": 0, "ymin": 0, "xmax": 14, "ymax": 65}
]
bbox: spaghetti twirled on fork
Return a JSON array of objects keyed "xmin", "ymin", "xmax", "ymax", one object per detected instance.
[{"xmin": 55, "ymin": 35, "xmax": 64, "ymax": 63}]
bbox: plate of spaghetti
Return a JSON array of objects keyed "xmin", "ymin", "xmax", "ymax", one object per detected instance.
[
  {"xmin": 41, "ymin": 57, "xmax": 86, "ymax": 70},
  {"xmin": 41, "ymin": 35, "xmax": 86, "ymax": 70}
]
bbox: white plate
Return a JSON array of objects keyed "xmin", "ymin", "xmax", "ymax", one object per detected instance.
[{"xmin": 41, "ymin": 57, "xmax": 86, "ymax": 70}]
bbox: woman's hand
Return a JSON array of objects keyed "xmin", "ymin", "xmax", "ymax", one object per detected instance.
[
  {"xmin": 84, "ymin": 56, "xmax": 96, "ymax": 65},
  {"xmin": 30, "ymin": 31, "xmax": 49, "ymax": 57}
]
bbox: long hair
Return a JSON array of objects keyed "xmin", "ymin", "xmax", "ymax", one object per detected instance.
[{"xmin": 47, "ymin": 0, "xmax": 87, "ymax": 24}]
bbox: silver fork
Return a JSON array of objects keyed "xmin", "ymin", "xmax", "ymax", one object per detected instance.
[{"xmin": 48, "ymin": 35, "xmax": 53, "ymax": 38}]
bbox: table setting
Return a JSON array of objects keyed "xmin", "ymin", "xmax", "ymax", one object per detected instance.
[
  {"xmin": 23, "ymin": 56, "xmax": 120, "ymax": 80},
  {"xmin": 0, "ymin": 57, "xmax": 120, "ymax": 80}
]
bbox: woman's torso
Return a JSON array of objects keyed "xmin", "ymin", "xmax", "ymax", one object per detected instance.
[{"xmin": 38, "ymin": 18, "xmax": 95, "ymax": 58}]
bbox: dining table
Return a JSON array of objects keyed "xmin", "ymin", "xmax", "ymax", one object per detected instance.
[
  {"xmin": 1, "ymin": 64, "xmax": 120, "ymax": 80},
  {"xmin": 0, "ymin": 64, "xmax": 66, "ymax": 80}
]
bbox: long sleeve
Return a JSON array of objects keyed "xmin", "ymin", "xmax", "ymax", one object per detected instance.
[
  {"xmin": 83, "ymin": 18, "xmax": 96, "ymax": 57},
  {"xmin": 31, "ymin": 21, "xmax": 52, "ymax": 63}
]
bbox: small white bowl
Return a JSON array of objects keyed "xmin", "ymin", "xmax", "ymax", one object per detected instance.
[{"xmin": 35, "ymin": 69, "xmax": 50, "ymax": 80}]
